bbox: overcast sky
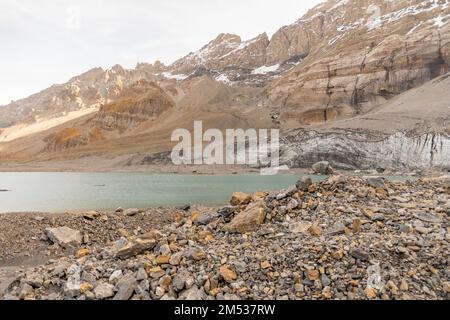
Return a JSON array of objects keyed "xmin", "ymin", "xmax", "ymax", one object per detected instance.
[{"xmin": 0, "ymin": 0, "xmax": 322, "ymax": 105}]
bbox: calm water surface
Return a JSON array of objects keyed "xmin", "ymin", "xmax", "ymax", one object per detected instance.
[
  {"xmin": 0, "ymin": 172, "xmax": 413, "ymax": 213},
  {"xmin": 0, "ymin": 173, "xmax": 315, "ymax": 213}
]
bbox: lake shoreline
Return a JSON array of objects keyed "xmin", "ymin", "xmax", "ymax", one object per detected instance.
[{"xmin": 1, "ymin": 174, "xmax": 449, "ymax": 300}]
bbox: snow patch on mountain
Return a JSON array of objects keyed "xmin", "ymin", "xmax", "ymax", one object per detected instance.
[
  {"xmin": 161, "ymin": 72, "xmax": 188, "ymax": 81},
  {"xmin": 251, "ymin": 64, "xmax": 280, "ymax": 75}
]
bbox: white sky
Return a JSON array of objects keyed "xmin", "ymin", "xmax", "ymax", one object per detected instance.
[{"xmin": 0, "ymin": 0, "xmax": 322, "ymax": 105}]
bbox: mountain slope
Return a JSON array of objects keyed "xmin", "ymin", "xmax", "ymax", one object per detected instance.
[{"xmin": 0, "ymin": 0, "xmax": 450, "ymax": 170}]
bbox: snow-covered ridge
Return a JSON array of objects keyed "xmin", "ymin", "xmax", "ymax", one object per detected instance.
[{"xmin": 367, "ymin": 0, "xmax": 449, "ymax": 30}]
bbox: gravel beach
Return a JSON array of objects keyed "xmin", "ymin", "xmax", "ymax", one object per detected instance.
[{"xmin": 0, "ymin": 175, "xmax": 449, "ymax": 300}]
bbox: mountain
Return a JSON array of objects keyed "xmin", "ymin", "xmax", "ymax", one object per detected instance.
[{"xmin": 0, "ymin": 0, "xmax": 449, "ymax": 171}]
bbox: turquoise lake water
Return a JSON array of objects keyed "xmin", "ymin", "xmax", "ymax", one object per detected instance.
[
  {"xmin": 0, "ymin": 172, "xmax": 318, "ymax": 213},
  {"xmin": 0, "ymin": 172, "xmax": 414, "ymax": 213}
]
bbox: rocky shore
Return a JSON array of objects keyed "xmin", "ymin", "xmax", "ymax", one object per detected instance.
[{"xmin": 0, "ymin": 175, "xmax": 449, "ymax": 300}]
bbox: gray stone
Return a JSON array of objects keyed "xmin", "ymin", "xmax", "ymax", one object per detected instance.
[
  {"xmin": 113, "ymin": 275, "xmax": 137, "ymax": 300},
  {"xmin": 327, "ymin": 222, "xmax": 346, "ymax": 236},
  {"xmin": 94, "ymin": 282, "xmax": 115, "ymax": 300},
  {"xmin": 124, "ymin": 208, "xmax": 141, "ymax": 216},
  {"xmin": 350, "ymin": 249, "xmax": 371, "ymax": 262},
  {"xmin": 136, "ymin": 268, "xmax": 148, "ymax": 281},
  {"xmin": 109, "ymin": 270, "xmax": 123, "ymax": 284},
  {"xmin": 276, "ymin": 185, "xmax": 297, "ymax": 200},
  {"xmin": 178, "ymin": 286, "xmax": 207, "ymax": 300},
  {"xmin": 44, "ymin": 227, "xmax": 82, "ymax": 248},
  {"xmin": 415, "ymin": 213, "xmax": 441, "ymax": 224},
  {"xmin": 321, "ymin": 274, "xmax": 331, "ymax": 287},
  {"xmin": 194, "ymin": 212, "xmax": 218, "ymax": 226},
  {"xmin": 115, "ymin": 238, "xmax": 157, "ymax": 259},
  {"xmin": 172, "ymin": 268, "xmax": 192, "ymax": 292}
]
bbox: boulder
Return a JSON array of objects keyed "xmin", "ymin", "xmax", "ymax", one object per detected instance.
[
  {"xmin": 230, "ymin": 192, "xmax": 251, "ymax": 206},
  {"xmin": 115, "ymin": 238, "xmax": 157, "ymax": 259},
  {"xmin": 44, "ymin": 227, "xmax": 82, "ymax": 248},
  {"xmin": 312, "ymin": 161, "xmax": 334, "ymax": 175},
  {"xmin": 296, "ymin": 176, "xmax": 313, "ymax": 191},
  {"xmin": 94, "ymin": 283, "xmax": 115, "ymax": 300},
  {"xmin": 225, "ymin": 201, "xmax": 266, "ymax": 233},
  {"xmin": 178, "ymin": 286, "xmax": 207, "ymax": 300},
  {"xmin": 113, "ymin": 275, "xmax": 137, "ymax": 300},
  {"xmin": 123, "ymin": 208, "xmax": 141, "ymax": 217}
]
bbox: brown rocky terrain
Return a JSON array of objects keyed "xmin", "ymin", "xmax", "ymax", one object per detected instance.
[{"xmin": 0, "ymin": 0, "xmax": 449, "ymax": 171}]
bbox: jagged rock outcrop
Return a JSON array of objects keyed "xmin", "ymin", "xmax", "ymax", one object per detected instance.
[
  {"xmin": 0, "ymin": 65, "xmax": 159, "ymax": 127},
  {"xmin": 95, "ymin": 79, "xmax": 174, "ymax": 132},
  {"xmin": 170, "ymin": 33, "xmax": 270, "ymax": 74},
  {"xmin": 42, "ymin": 79, "xmax": 174, "ymax": 152}
]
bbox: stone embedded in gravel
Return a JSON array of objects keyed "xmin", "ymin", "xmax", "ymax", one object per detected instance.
[
  {"xmin": 124, "ymin": 208, "xmax": 141, "ymax": 217},
  {"xmin": 19, "ymin": 283, "xmax": 34, "ymax": 300},
  {"xmin": 169, "ymin": 252, "xmax": 183, "ymax": 266},
  {"xmin": 219, "ymin": 266, "xmax": 237, "ymax": 282},
  {"xmin": 109, "ymin": 270, "xmax": 123, "ymax": 284},
  {"xmin": 83, "ymin": 211, "xmax": 101, "ymax": 220},
  {"xmin": 156, "ymin": 255, "xmax": 171, "ymax": 265},
  {"xmin": 289, "ymin": 221, "xmax": 312, "ymax": 234},
  {"xmin": 415, "ymin": 212, "xmax": 441, "ymax": 224},
  {"xmin": 350, "ymin": 249, "xmax": 371, "ymax": 262},
  {"xmin": 185, "ymin": 247, "xmax": 206, "ymax": 261},
  {"xmin": 113, "ymin": 275, "xmax": 137, "ymax": 300},
  {"xmin": 308, "ymin": 224, "xmax": 322, "ymax": 236},
  {"xmin": 172, "ymin": 268, "xmax": 192, "ymax": 292},
  {"xmin": 179, "ymin": 286, "xmax": 207, "ymax": 300},
  {"xmin": 136, "ymin": 268, "xmax": 148, "ymax": 281},
  {"xmin": 115, "ymin": 238, "xmax": 157, "ymax": 259},
  {"xmin": 327, "ymin": 222, "xmax": 346, "ymax": 236},
  {"xmin": 45, "ymin": 226, "xmax": 83, "ymax": 248},
  {"xmin": 94, "ymin": 283, "xmax": 115, "ymax": 300},
  {"xmin": 75, "ymin": 248, "xmax": 90, "ymax": 259},
  {"xmin": 276, "ymin": 185, "xmax": 297, "ymax": 200},
  {"xmin": 225, "ymin": 201, "xmax": 266, "ymax": 233}
]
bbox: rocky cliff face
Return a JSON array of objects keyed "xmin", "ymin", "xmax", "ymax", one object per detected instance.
[
  {"xmin": 269, "ymin": 0, "xmax": 450, "ymax": 124},
  {"xmin": 0, "ymin": 63, "xmax": 164, "ymax": 127},
  {"xmin": 42, "ymin": 79, "xmax": 174, "ymax": 152},
  {"xmin": 95, "ymin": 79, "xmax": 175, "ymax": 132}
]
